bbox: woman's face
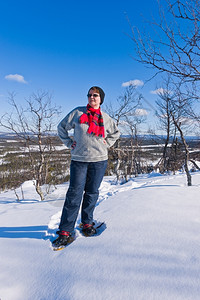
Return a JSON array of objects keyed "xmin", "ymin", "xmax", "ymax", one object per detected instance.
[{"xmin": 87, "ymin": 89, "xmax": 101, "ymax": 109}]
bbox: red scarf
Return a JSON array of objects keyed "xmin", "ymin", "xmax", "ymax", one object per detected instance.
[{"xmin": 79, "ymin": 104, "xmax": 105, "ymax": 138}]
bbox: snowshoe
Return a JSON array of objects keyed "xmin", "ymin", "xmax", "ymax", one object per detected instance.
[
  {"xmin": 52, "ymin": 231, "xmax": 75, "ymax": 251},
  {"xmin": 81, "ymin": 223, "xmax": 96, "ymax": 236},
  {"xmin": 79, "ymin": 222, "xmax": 106, "ymax": 237}
]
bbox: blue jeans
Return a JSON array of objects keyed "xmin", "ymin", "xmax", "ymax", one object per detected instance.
[{"xmin": 59, "ymin": 160, "xmax": 108, "ymax": 233}]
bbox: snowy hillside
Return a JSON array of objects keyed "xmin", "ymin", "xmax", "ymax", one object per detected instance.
[{"xmin": 0, "ymin": 172, "xmax": 200, "ymax": 300}]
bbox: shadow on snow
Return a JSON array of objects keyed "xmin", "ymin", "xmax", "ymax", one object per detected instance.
[{"xmin": 0, "ymin": 225, "xmax": 53, "ymax": 240}]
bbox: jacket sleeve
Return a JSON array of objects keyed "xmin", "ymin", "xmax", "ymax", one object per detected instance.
[
  {"xmin": 105, "ymin": 118, "xmax": 120, "ymax": 148},
  {"xmin": 57, "ymin": 108, "xmax": 77, "ymax": 148}
]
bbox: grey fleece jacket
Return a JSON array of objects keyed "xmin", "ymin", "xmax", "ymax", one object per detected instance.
[{"xmin": 57, "ymin": 106, "xmax": 120, "ymax": 162}]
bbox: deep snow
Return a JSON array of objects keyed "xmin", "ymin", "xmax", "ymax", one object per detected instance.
[{"xmin": 0, "ymin": 172, "xmax": 200, "ymax": 300}]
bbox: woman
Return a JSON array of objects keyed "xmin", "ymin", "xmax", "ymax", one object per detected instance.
[{"xmin": 52, "ymin": 86, "xmax": 120, "ymax": 249}]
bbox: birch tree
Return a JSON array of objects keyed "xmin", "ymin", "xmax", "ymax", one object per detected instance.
[
  {"xmin": 0, "ymin": 91, "xmax": 61, "ymax": 200},
  {"xmin": 106, "ymin": 85, "xmax": 145, "ymax": 180},
  {"xmin": 128, "ymin": 0, "xmax": 200, "ymax": 185}
]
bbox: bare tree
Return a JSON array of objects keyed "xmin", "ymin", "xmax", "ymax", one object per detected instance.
[
  {"xmin": 155, "ymin": 78, "xmax": 176, "ymax": 172},
  {"xmin": 106, "ymin": 85, "xmax": 145, "ymax": 181},
  {"xmin": 130, "ymin": 0, "xmax": 200, "ymax": 82},
  {"xmin": 129, "ymin": 0, "xmax": 200, "ymax": 122},
  {"xmin": 128, "ymin": 0, "xmax": 200, "ymax": 184},
  {"xmin": 106, "ymin": 85, "xmax": 141, "ymax": 126},
  {"xmin": 155, "ymin": 79, "xmax": 193, "ymax": 184},
  {"xmin": 171, "ymin": 113, "xmax": 192, "ymax": 185},
  {"xmin": 0, "ymin": 91, "xmax": 61, "ymax": 200},
  {"xmin": 170, "ymin": 84, "xmax": 194, "ymax": 185},
  {"xmin": 124, "ymin": 111, "xmax": 146, "ymax": 177}
]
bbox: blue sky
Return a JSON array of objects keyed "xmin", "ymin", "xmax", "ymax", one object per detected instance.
[{"xmin": 0, "ymin": 0, "xmax": 162, "ymax": 132}]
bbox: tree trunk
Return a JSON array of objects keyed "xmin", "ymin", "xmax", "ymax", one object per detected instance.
[
  {"xmin": 190, "ymin": 159, "xmax": 200, "ymax": 171},
  {"xmin": 171, "ymin": 114, "xmax": 192, "ymax": 186},
  {"xmin": 35, "ymin": 180, "xmax": 44, "ymax": 201}
]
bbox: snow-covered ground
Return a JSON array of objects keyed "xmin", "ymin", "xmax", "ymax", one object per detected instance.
[{"xmin": 0, "ymin": 172, "xmax": 200, "ymax": 300}]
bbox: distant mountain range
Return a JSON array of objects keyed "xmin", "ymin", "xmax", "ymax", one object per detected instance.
[
  {"xmin": 0, "ymin": 131, "xmax": 57, "ymax": 139},
  {"xmin": 1, "ymin": 131, "xmax": 199, "ymax": 142}
]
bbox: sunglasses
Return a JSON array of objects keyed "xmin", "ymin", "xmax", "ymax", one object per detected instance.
[{"xmin": 87, "ymin": 93, "xmax": 100, "ymax": 98}]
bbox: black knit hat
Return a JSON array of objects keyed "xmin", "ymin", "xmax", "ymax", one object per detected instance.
[{"xmin": 88, "ymin": 86, "xmax": 105, "ymax": 105}]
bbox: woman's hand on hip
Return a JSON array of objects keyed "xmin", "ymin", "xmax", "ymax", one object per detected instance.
[{"xmin": 71, "ymin": 141, "xmax": 77, "ymax": 149}]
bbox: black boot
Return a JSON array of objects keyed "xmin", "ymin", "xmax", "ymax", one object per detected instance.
[
  {"xmin": 52, "ymin": 231, "xmax": 74, "ymax": 250},
  {"xmin": 82, "ymin": 223, "xmax": 96, "ymax": 236}
]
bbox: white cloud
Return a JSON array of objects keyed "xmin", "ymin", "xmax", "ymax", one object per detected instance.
[
  {"xmin": 122, "ymin": 79, "xmax": 144, "ymax": 88},
  {"xmin": 5, "ymin": 74, "xmax": 27, "ymax": 84},
  {"xmin": 135, "ymin": 108, "xmax": 148, "ymax": 116},
  {"xmin": 179, "ymin": 116, "xmax": 195, "ymax": 126},
  {"xmin": 150, "ymin": 88, "xmax": 170, "ymax": 95}
]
